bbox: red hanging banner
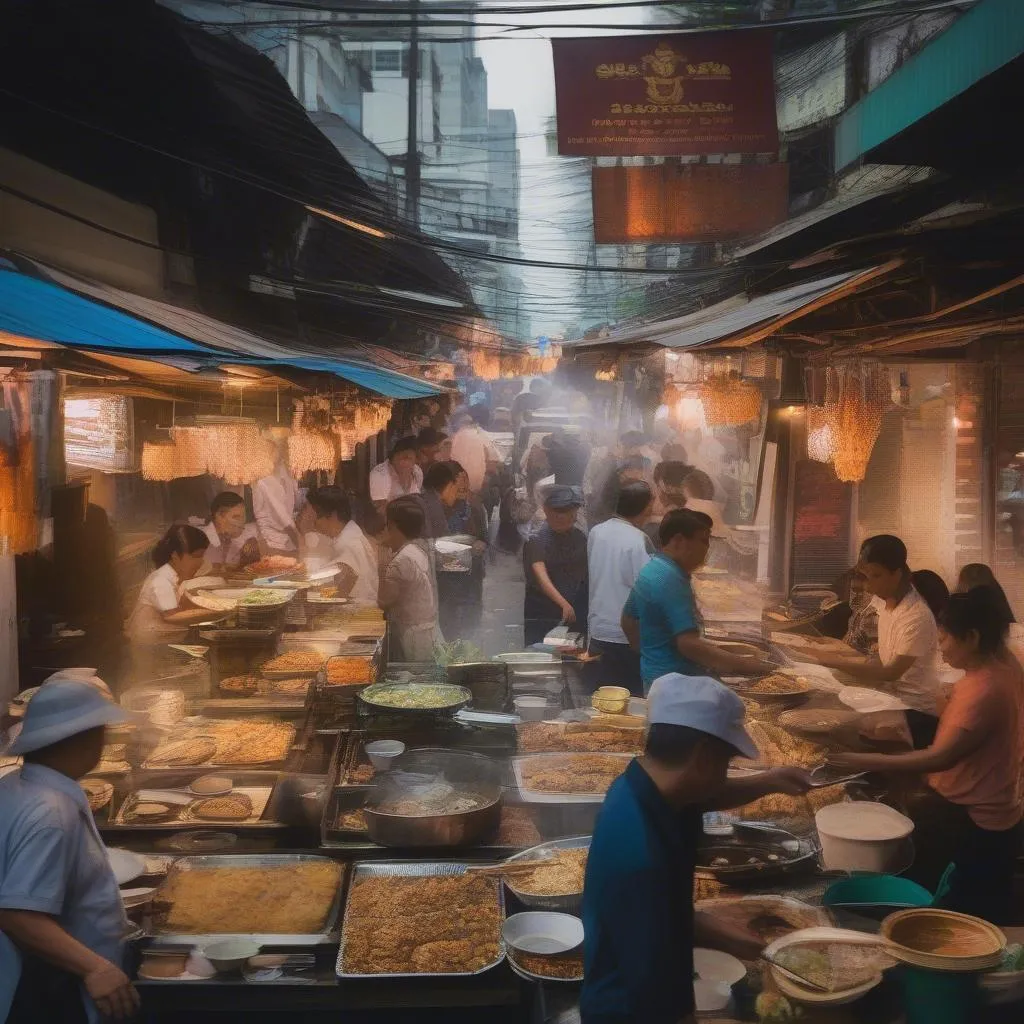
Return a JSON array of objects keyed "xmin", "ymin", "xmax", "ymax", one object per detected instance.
[{"xmin": 551, "ymin": 32, "xmax": 778, "ymax": 157}]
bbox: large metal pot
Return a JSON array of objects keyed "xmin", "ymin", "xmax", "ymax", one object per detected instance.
[{"xmin": 362, "ymin": 748, "xmax": 504, "ymax": 849}]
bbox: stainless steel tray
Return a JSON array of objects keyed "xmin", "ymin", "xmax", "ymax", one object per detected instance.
[
  {"xmin": 512, "ymin": 753, "xmax": 632, "ymax": 804},
  {"xmin": 150, "ymin": 853, "xmax": 345, "ymax": 946},
  {"xmin": 335, "ymin": 860, "xmax": 505, "ymax": 979}
]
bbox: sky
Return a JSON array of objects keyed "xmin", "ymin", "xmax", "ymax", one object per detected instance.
[{"xmin": 477, "ymin": 7, "xmax": 653, "ymax": 339}]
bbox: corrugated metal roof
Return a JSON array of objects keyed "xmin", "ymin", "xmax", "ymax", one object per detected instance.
[{"xmin": 570, "ymin": 270, "xmax": 865, "ymax": 352}]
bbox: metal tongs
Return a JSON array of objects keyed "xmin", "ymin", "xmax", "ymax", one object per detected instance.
[{"xmin": 807, "ymin": 763, "xmax": 868, "ymax": 788}]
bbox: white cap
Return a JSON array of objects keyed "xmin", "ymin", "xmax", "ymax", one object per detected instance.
[{"xmin": 647, "ymin": 674, "xmax": 758, "ymax": 760}]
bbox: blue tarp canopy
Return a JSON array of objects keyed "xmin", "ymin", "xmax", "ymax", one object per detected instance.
[{"xmin": 0, "ymin": 263, "xmax": 445, "ymax": 398}]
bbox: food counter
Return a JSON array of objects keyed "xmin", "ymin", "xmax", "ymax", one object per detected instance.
[{"xmin": 82, "ymin": 589, "xmax": 1023, "ymax": 1024}]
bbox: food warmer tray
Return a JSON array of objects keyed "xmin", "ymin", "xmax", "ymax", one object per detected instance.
[
  {"xmin": 149, "ymin": 853, "xmax": 345, "ymax": 947},
  {"xmin": 101, "ymin": 771, "xmax": 288, "ymax": 832},
  {"xmin": 335, "ymin": 860, "xmax": 506, "ymax": 979},
  {"xmin": 512, "ymin": 753, "xmax": 632, "ymax": 804},
  {"xmin": 140, "ymin": 720, "xmax": 297, "ymax": 772}
]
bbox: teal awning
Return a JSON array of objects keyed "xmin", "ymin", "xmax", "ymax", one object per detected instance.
[{"xmin": 836, "ymin": 0, "xmax": 1024, "ymax": 170}]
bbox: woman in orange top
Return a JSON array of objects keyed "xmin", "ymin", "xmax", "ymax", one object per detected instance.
[{"xmin": 830, "ymin": 586, "xmax": 1023, "ymax": 923}]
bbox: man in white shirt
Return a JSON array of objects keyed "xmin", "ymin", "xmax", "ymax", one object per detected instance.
[
  {"xmin": 813, "ymin": 534, "xmax": 941, "ymax": 748},
  {"xmin": 302, "ymin": 486, "xmax": 378, "ymax": 604},
  {"xmin": 586, "ymin": 481, "xmax": 654, "ymax": 696},
  {"xmin": 368, "ymin": 437, "xmax": 423, "ymax": 513},
  {"xmin": 450, "ymin": 405, "xmax": 502, "ymax": 494},
  {"xmin": 252, "ymin": 442, "xmax": 300, "ymax": 555}
]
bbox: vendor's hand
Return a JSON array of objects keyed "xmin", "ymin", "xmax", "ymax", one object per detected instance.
[
  {"xmin": 472, "ymin": 540, "xmax": 487, "ymax": 555},
  {"xmin": 764, "ymin": 766, "xmax": 813, "ymax": 795},
  {"xmin": 695, "ymin": 912, "xmax": 765, "ymax": 962},
  {"xmin": 827, "ymin": 751, "xmax": 877, "ymax": 772},
  {"xmin": 85, "ymin": 962, "xmax": 139, "ymax": 1021},
  {"xmin": 559, "ymin": 601, "xmax": 577, "ymax": 625}
]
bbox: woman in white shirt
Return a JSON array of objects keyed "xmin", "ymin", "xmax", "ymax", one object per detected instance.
[
  {"xmin": 202, "ymin": 492, "xmax": 263, "ymax": 571},
  {"xmin": 814, "ymin": 534, "xmax": 942, "ymax": 748},
  {"xmin": 125, "ymin": 526, "xmax": 216, "ymax": 677},
  {"xmin": 301, "ymin": 487, "xmax": 379, "ymax": 604}
]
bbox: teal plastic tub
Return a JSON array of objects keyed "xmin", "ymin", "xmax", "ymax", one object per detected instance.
[{"xmin": 823, "ymin": 875, "xmax": 933, "ymax": 917}]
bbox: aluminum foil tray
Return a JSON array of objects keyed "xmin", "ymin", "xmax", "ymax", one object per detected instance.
[
  {"xmin": 149, "ymin": 853, "xmax": 345, "ymax": 946},
  {"xmin": 335, "ymin": 860, "xmax": 505, "ymax": 979}
]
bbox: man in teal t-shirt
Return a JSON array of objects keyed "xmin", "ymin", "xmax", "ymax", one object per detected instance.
[{"xmin": 622, "ymin": 509, "xmax": 774, "ymax": 692}]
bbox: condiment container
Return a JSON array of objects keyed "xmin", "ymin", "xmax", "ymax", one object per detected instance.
[
  {"xmin": 815, "ymin": 802, "xmax": 913, "ymax": 873},
  {"xmin": 592, "ymin": 686, "xmax": 630, "ymax": 715},
  {"xmin": 513, "ymin": 696, "xmax": 554, "ymax": 723}
]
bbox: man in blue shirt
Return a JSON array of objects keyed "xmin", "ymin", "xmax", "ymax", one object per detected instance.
[
  {"xmin": 621, "ymin": 509, "xmax": 774, "ymax": 691},
  {"xmin": 581, "ymin": 674, "xmax": 812, "ymax": 1024},
  {"xmin": 0, "ymin": 681, "xmax": 139, "ymax": 1023}
]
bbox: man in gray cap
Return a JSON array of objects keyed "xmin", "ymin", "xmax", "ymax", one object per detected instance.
[
  {"xmin": 0, "ymin": 681, "xmax": 139, "ymax": 1023},
  {"xmin": 581, "ymin": 674, "xmax": 811, "ymax": 1024},
  {"xmin": 523, "ymin": 484, "xmax": 588, "ymax": 645}
]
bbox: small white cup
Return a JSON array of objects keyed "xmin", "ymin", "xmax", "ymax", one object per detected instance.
[
  {"xmin": 364, "ymin": 740, "xmax": 405, "ymax": 771},
  {"xmin": 514, "ymin": 696, "xmax": 554, "ymax": 723}
]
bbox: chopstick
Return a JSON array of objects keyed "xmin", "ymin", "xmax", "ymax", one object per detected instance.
[
  {"xmin": 464, "ymin": 863, "xmax": 543, "ymax": 879},
  {"xmin": 760, "ymin": 953, "xmax": 831, "ymax": 993}
]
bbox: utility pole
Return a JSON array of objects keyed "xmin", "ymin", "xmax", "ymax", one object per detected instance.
[{"xmin": 405, "ymin": 0, "xmax": 421, "ymax": 227}]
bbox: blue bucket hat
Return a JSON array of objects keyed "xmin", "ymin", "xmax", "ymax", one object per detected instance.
[{"xmin": 6, "ymin": 680, "xmax": 131, "ymax": 755}]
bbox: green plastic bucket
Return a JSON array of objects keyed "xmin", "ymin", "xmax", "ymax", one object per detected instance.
[
  {"xmin": 897, "ymin": 965, "xmax": 981, "ymax": 1024},
  {"xmin": 823, "ymin": 875, "xmax": 934, "ymax": 917}
]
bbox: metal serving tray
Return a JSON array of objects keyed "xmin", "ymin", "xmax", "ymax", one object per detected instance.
[
  {"xmin": 150, "ymin": 853, "xmax": 345, "ymax": 947},
  {"xmin": 512, "ymin": 753, "xmax": 632, "ymax": 804},
  {"xmin": 503, "ymin": 835, "xmax": 591, "ymax": 912},
  {"xmin": 335, "ymin": 860, "xmax": 506, "ymax": 979}
]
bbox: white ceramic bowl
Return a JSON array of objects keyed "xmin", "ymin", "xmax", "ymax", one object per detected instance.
[
  {"xmin": 513, "ymin": 696, "xmax": 554, "ymax": 723},
  {"xmin": 106, "ymin": 847, "xmax": 146, "ymax": 885},
  {"xmin": 364, "ymin": 740, "xmax": 405, "ymax": 771},
  {"xmin": 694, "ymin": 948, "xmax": 746, "ymax": 987},
  {"xmin": 501, "ymin": 912, "xmax": 584, "ymax": 956},
  {"xmin": 202, "ymin": 939, "xmax": 261, "ymax": 972}
]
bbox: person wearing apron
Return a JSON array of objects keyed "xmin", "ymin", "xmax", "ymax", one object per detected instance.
[
  {"xmin": 379, "ymin": 498, "xmax": 441, "ymax": 662},
  {"xmin": 0, "ymin": 681, "xmax": 138, "ymax": 1023},
  {"xmin": 124, "ymin": 524, "xmax": 214, "ymax": 682}
]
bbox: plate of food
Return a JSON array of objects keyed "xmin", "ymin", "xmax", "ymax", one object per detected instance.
[
  {"xmin": 513, "ymin": 753, "xmax": 631, "ymax": 803},
  {"xmin": 734, "ymin": 673, "xmax": 811, "ymax": 703},
  {"xmin": 502, "ymin": 837, "xmax": 590, "ymax": 911},
  {"xmin": 358, "ymin": 683, "xmax": 471, "ymax": 715}
]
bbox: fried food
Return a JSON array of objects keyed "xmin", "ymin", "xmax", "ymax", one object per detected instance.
[
  {"xmin": 495, "ymin": 806, "xmax": 541, "ymax": 848},
  {"xmin": 510, "ymin": 949, "xmax": 583, "ymax": 980},
  {"xmin": 130, "ymin": 801, "xmax": 175, "ymax": 822},
  {"xmin": 155, "ymin": 861, "xmax": 343, "ymax": 934},
  {"xmin": 147, "ymin": 737, "xmax": 217, "ymax": 767},
  {"xmin": 80, "ymin": 778, "xmax": 113, "ymax": 812},
  {"xmin": 756, "ymin": 722, "xmax": 827, "ymax": 769},
  {"xmin": 746, "ymin": 673, "xmax": 810, "ymax": 695},
  {"xmin": 263, "ymin": 650, "xmax": 324, "ymax": 674},
  {"xmin": 517, "ymin": 721, "xmax": 643, "ymax": 755},
  {"xmin": 341, "ymin": 874, "xmax": 502, "ymax": 975},
  {"xmin": 219, "ymin": 675, "xmax": 259, "ymax": 695},
  {"xmin": 508, "ymin": 848, "xmax": 588, "ymax": 896},
  {"xmin": 519, "ymin": 754, "xmax": 627, "ymax": 795},
  {"xmin": 772, "ymin": 942, "xmax": 891, "ymax": 992},
  {"xmin": 335, "ymin": 808, "xmax": 368, "ymax": 832},
  {"xmin": 190, "ymin": 793, "xmax": 254, "ymax": 821},
  {"xmin": 244, "ymin": 556, "xmax": 300, "ymax": 576},
  {"xmin": 271, "ymin": 677, "xmax": 312, "ymax": 697},
  {"xmin": 345, "ymin": 763, "xmax": 375, "ymax": 786},
  {"xmin": 326, "ymin": 657, "xmax": 373, "ymax": 686}
]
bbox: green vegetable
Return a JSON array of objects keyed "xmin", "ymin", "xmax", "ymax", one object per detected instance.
[
  {"xmin": 999, "ymin": 943, "xmax": 1024, "ymax": 972},
  {"xmin": 239, "ymin": 589, "xmax": 290, "ymax": 607},
  {"xmin": 432, "ymin": 639, "xmax": 485, "ymax": 668},
  {"xmin": 361, "ymin": 684, "xmax": 466, "ymax": 710},
  {"xmin": 756, "ymin": 992, "xmax": 801, "ymax": 1023}
]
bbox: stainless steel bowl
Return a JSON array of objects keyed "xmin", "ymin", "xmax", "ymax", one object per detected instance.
[
  {"xmin": 362, "ymin": 748, "xmax": 505, "ymax": 849},
  {"xmin": 363, "ymin": 794, "xmax": 502, "ymax": 848},
  {"xmin": 503, "ymin": 836, "xmax": 591, "ymax": 912}
]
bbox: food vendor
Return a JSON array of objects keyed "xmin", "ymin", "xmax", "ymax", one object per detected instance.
[
  {"xmin": 829, "ymin": 588, "xmax": 1023, "ymax": 923},
  {"xmin": 419, "ymin": 461, "xmax": 459, "ymax": 539},
  {"xmin": 0, "ymin": 681, "xmax": 138, "ymax": 1023},
  {"xmin": 252, "ymin": 439, "xmax": 301, "ymax": 556},
  {"xmin": 125, "ymin": 525, "xmax": 215, "ymax": 674},
  {"xmin": 811, "ymin": 534, "xmax": 941, "ymax": 748},
  {"xmin": 201, "ymin": 492, "xmax": 263, "ymax": 570},
  {"xmin": 379, "ymin": 497, "xmax": 440, "ymax": 661},
  {"xmin": 582, "ymin": 674, "xmax": 812, "ymax": 1024},
  {"xmin": 522, "ymin": 485, "xmax": 588, "ymax": 645},
  {"xmin": 621, "ymin": 509, "xmax": 775, "ymax": 694},
  {"xmin": 368, "ymin": 436, "xmax": 423, "ymax": 513},
  {"xmin": 301, "ymin": 486, "xmax": 378, "ymax": 603},
  {"xmin": 956, "ymin": 563, "xmax": 1024, "ymax": 665}
]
